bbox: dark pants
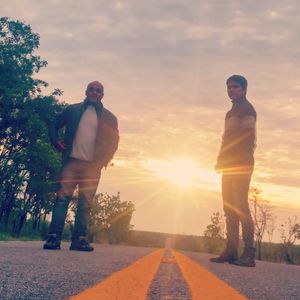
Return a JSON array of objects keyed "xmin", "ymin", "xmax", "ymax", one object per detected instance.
[
  {"xmin": 48, "ymin": 158, "xmax": 101, "ymax": 240},
  {"xmin": 222, "ymin": 167, "xmax": 254, "ymax": 252}
]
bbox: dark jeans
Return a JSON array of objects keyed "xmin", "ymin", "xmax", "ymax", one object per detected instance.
[
  {"xmin": 48, "ymin": 158, "xmax": 101, "ymax": 240},
  {"xmin": 222, "ymin": 167, "xmax": 254, "ymax": 251}
]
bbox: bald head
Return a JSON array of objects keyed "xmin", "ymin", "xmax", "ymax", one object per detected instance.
[
  {"xmin": 85, "ymin": 81, "xmax": 104, "ymax": 102},
  {"xmin": 87, "ymin": 81, "xmax": 104, "ymax": 90}
]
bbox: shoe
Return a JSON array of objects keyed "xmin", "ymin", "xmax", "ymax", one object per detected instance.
[
  {"xmin": 234, "ymin": 246, "xmax": 256, "ymax": 267},
  {"xmin": 43, "ymin": 234, "xmax": 61, "ymax": 250},
  {"xmin": 69, "ymin": 237, "xmax": 94, "ymax": 252},
  {"xmin": 210, "ymin": 251, "xmax": 238, "ymax": 264}
]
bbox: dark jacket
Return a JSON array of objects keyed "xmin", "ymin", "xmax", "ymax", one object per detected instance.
[
  {"xmin": 216, "ymin": 98, "xmax": 256, "ymax": 170},
  {"xmin": 49, "ymin": 100, "xmax": 119, "ymax": 167}
]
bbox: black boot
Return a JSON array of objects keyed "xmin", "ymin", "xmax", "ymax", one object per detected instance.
[
  {"xmin": 43, "ymin": 233, "xmax": 61, "ymax": 250},
  {"xmin": 210, "ymin": 249, "xmax": 238, "ymax": 264},
  {"xmin": 70, "ymin": 236, "xmax": 94, "ymax": 252},
  {"xmin": 234, "ymin": 246, "xmax": 256, "ymax": 267}
]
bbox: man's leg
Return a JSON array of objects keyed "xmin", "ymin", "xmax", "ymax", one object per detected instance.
[
  {"xmin": 70, "ymin": 163, "xmax": 101, "ymax": 251},
  {"xmin": 224, "ymin": 206, "xmax": 239, "ymax": 257},
  {"xmin": 44, "ymin": 161, "xmax": 77, "ymax": 250},
  {"xmin": 233, "ymin": 171, "xmax": 255, "ymax": 267},
  {"xmin": 210, "ymin": 175, "xmax": 239, "ymax": 263}
]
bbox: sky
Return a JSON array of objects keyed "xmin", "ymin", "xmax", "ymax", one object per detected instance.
[{"xmin": 2, "ymin": 0, "xmax": 300, "ymax": 241}]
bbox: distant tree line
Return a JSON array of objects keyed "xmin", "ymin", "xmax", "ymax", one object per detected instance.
[{"xmin": 0, "ymin": 17, "xmax": 134, "ymax": 242}]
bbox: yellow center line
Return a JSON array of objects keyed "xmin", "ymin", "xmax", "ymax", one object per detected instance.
[
  {"xmin": 69, "ymin": 249, "xmax": 164, "ymax": 300},
  {"xmin": 173, "ymin": 250, "xmax": 247, "ymax": 300}
]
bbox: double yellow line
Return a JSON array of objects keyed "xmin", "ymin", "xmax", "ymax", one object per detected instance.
[{"xmin": 70, "ymin": 249, "xmax": 247, "ymax": 300}]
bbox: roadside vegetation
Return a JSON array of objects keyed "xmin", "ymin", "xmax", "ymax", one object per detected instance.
[
  {"xmin": 125, "ymin": 229, "xmax": 300, "ymax": 265},
  {"xmin": 123, "ymin": 187, "xmax": 300, "ymax": 266},
  {"xmin": 0, "ymin": 17, "xmax": 64, "ymax": 237}
]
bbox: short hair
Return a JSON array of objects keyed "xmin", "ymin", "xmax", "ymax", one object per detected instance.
[{"xmin": 226, "ymin": 75, "xmax": 247, "ymax": 90}]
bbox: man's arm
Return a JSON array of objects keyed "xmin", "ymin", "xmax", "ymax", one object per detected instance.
[
  {"xmin": 215, "ymin": 115, "xmax": 228, "ymax": 172},
  {"xmin": 215, "ymin": 132, "xmax": 225, "ymax": 172},
  {"xmin": 49, "ymin": 107, "xmax": 69, "ymax": 152},
  {"xmin": 215, "ymin": 114, "xmax": 256, "ymax": 172},
  {"xmin": 239, "ymin": 115, "xmax": 256, "ymax": 157},
  {"xmin": 99, "ymin": 117, "xmax": 119, "ymax": 168},
  {"xmin": 94, "ymin": 110, "xmax": 119, "ymax": 168}
]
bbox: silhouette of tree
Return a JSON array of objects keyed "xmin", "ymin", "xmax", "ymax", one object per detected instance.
[
  {"xmin": 249, "ymin": 187, "xmax": 275, "ymax": 260},
  {"xmin": 0, "ymin": 17, "xmax": 63, "ymax": 235},
  {"xmin": 279, "ymin": 216, "xmax": 300, "ymax": 264},
  {"xmin": 88, "ymin": 193, "xmax": 135, "ymax": 243},
  {"xmin": 204, "ymin": 212, "xmax": 225, "ymax": 239},
  {"xmin": 203, "ymin": 212, "xmax": 225, "ymax": 253}
]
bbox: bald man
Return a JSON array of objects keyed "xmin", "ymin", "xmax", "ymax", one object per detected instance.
[{"xmin": 44, "ymin": 81, "xmax": 119, "ymax": 251}]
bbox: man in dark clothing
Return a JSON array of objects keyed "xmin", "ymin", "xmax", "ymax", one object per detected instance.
[
  {"xmin": 43, "ymin": 81, "xmax": 119, "ymax": 251},
  {"xmin": 210, "ymin": 75, "xmax": 256, "ymax": 267}
]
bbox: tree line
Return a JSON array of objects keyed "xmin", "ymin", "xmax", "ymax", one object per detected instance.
[{"xmin": 0, "ymin": 17, "xmax": 134, "ymax": 241}]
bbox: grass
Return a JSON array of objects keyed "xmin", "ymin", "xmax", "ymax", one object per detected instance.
[{"xmin": 0, "ymin": 231, "xmax": 42, "ymax": 241}]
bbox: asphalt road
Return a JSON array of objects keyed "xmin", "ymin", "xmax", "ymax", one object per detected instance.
[
  {"xmin": 0, "ymin": 241, "xmax": 155, "ymax": 300},
  {"xmin": 147, "ymin": 249, "xmax": 191, "ymax": 300},
  {"xmin": 1, "ymin": 241, "xmax": 299, "ymax": 300},
  {"xmin": 184, "ymin": 251, "xmax": 300, "ymax": 300}
]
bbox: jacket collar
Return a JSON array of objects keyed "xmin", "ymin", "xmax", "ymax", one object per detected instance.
[{"xmin": 83, "ymin": 98, "xmax": 103, "ymax": 115}]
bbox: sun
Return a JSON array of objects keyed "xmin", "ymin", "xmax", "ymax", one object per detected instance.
[{"xmin": 144, "ymin": 158, "xmax": 219, "ymax": 189}]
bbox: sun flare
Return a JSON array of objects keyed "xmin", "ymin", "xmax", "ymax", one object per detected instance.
[{"xmin": 144, "ymin": 158, "xmax": 219, "ymax": 189}]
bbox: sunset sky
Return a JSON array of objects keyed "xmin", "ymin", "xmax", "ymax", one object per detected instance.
[{"xmin": 3, "ymin": 1, "xmax": 300, "ymax": 241}]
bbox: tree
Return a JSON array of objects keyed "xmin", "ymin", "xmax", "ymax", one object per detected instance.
[
  {"xmin": 249, "ymin": 187, "xmax": 275, "ymax": 260},
  {"xmin": 88, "ymin": 193, "xmax": 135, "ymax": 243},
  {"xmin": 279, "ymin": 216, "xmax": 300, "ymax": 264},
  {"xmin": 266, "ymin": 216, "xmax": 276, "ymax": 243},
  {"xmin": 0, "ymin": 17, "xmax": 63, "ymax": 235},
  {"xmin": 204, "ymin": 212, "xmax": 225, "ymax": 239},
  {"xmin": 203, "ymin": 212, "xmax": 225, "ymax": 253}
]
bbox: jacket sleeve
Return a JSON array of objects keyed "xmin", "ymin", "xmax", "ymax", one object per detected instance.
[
  {"xmin": 216, "ymin": 114, "xmax": 256, "ymax": 169},
  {"xmin": 49, "ymin": 107, "xmax": 69, "ymax": 149},
  {"xmin": 238, "ymin": 115, "xmax": 256, "ymax": 158},
  {"xmin": 97, "ymin": 115, "xmax": 119, "ymax": 167}
]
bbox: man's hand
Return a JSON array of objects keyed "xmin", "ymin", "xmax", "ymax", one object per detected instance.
[{"xmin": 54, "ymin": 140, "xmax": 67, "ymax": 152}]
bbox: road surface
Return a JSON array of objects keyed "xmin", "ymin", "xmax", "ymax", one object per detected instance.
[{"xmin": 0, "ymin": 241, "xmax": 299, "ymax": 299}]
